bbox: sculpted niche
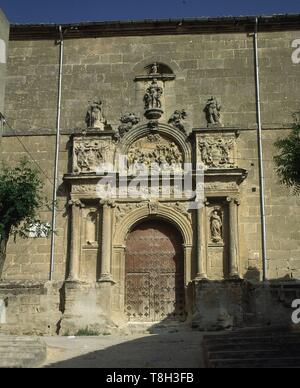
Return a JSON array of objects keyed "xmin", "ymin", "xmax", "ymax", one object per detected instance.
[{"xmin": 210, "ymin": 209, "xmax": 223, "ymax": 244}]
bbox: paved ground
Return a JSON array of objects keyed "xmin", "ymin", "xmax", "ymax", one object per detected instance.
[{"xmin": 42, "ymin": 332, "xmax": 205, "ymax": 368}]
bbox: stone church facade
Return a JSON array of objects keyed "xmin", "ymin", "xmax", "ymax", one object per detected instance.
[{"xmin": 0, "ymin": 13, "xmax": 300, "ymax": 334}]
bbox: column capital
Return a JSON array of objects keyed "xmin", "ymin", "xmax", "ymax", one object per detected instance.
[
  {"xmin": 204, "ymin": 198, "xmax": 210, "ymax": 207},
  {"xmin": 226, "ymin": 197, "xmax": 240, "ymax": 205},
  {"xmin": 100, "ymin": 199, "xmax": 116, "ymax": 208},
  {"xmin": 68, "ymin": 199, "xmax": 85, "ymax": 208}
]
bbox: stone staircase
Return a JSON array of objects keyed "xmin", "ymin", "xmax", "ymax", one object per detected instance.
[
  {"xmin": 0, "ymin": 336, "xmax": 47, "ymax": 368},
  {"xmin": 203, "ymin": 329, "xmax": 300, "ymax": 368}
]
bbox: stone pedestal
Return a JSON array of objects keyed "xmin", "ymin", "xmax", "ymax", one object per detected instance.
[
  {"xmin": 60, "ymin": 281, "xmax": 116, "ymax": 336},
  {"xmin": 192, "ymin": 279, "xmax": 244, "ymax": 331}
]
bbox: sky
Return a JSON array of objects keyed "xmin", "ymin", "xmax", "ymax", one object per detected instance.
[{"xmin": 1, "ymin": 0, "xmax": 300, "ymax": 24}]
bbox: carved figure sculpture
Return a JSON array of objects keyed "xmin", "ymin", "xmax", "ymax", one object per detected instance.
[
  {"xmin": 150, "ymin": 63, "xmax": 159, "ymax": 75},
  {"xmin": 204, "ymin": 97, "xmax": 222, "ymax": 126},
  {"xmin": 86, "ymin": 100, "xmax": 107, "ymax": 130},
  {"xmin": 144, "ymin": 79, "xmax": 163, "ymax": 110},
  {"xmin": 116, "ymin": 113, "xmax": 140, "ymax": 139},
  {"xmin": 210, "ymin": 210, "xmax": 223, "ymax": 243},
  {"xmin": 168, "ymin": 110, "xmax": 187, "ymax": 133}
]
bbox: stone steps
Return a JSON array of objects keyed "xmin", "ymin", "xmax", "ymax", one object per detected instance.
[
  {"xmin": 0, "ymin": 337, "xmax": 47, "ymax": 368},
  {"xmin": 203, "ymin": 330, "xmax": 300, "ymax": 368}
]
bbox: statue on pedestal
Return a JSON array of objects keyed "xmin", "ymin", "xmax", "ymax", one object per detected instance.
[
  {"xmin": 204, "ymin": 97, "xmax": 222, "ymax": 127},
  {"xmin": 86, "ymin": 100, "xmax": 107, "ymax": 131}
]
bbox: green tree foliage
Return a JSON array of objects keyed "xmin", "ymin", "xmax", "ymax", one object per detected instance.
[
  {"xmin": 274, "ymin": 121, "xmax": 300, "ymax": 195},
  {"xmin": 0, "ymin": 159, "xmax": 51, "ymax": 276}
]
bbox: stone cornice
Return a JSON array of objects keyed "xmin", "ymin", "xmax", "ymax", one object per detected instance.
[{"xmin": 9, "ymin": 14, "xmax": 300, "ymax": 41}]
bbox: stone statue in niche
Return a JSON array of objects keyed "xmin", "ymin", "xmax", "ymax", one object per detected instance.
[
  {"xmin": 150, "ymin": 63, "xmax": 159, "ymax": 75},
  {"xmin": 85, "ymin": 100, "xmax": 107, "ymax": 130},
  {"xmin": 74, "ymin": 140, "xmax": 108, "ymax": 173},
  {"xmin": 204, "ymin": 97, "xmax": 222, "ymax": 127},
  {"xmin": 198, "ymin": 137, "xmax": 235, "ymax": 168},
  {"xmin": 86, "ymin": 212, "xmax": 98, "ymax": 245},
  {"xmin": 144, "ymin": 79, "xmax": 163, "ymax": 110},
  {"xmin": 168, "ymin": 110, "xmax": 188, "ymax": 134},
  {"xmin": 210, "ymin": 209, "xmax": 223, "ymax": 243},
  {"xmin": 144, "ymin": 79, "xmax": 164, "ymax": 120},
  {"xmin": 117, "ymin": 113, "xmax": 140, "ymax": 139}
]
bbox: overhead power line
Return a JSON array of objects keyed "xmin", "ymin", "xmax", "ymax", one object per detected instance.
[{"xmin": 0, "ymin": 113, "xmax": 55, "ymax": 187}]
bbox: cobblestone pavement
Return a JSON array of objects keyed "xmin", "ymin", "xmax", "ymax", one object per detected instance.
[{"xmin": 42, "ymin": 332, "xmax": 205, "ymax": 368}]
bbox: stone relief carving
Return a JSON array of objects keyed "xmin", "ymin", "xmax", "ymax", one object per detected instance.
[
  {"xmin": 127, "ymin": 134, "xmax": 183, "ymax": 174},
  {"xmin": 165, "ymin": 202, "xmax": 192, "ymax": 223},
  {"xmin": 168, "ymin": 110, "xmax": 187, "ymax": 134},
  {"xmin": 85, "ymin": 100, "xmax": 107, "ymax": 130},
  {"xmin": 116, "ymin": 113, "xmax": 140, "ymax": 140},
  {"xmin": 148, "ymin": 201, "xmax": 159, "ymax": 215},
  {"xmin": 198, "ymin": 137, "xmax": 235, "ymax": 168},
  {"xmin": 74, "ymin": 140, "xmax": 110, "ymax": 173},
  {"xmin": 210, "ymin": 209, "xmax": 223, "ymax": 243},
  {"xmin": 205, "ymin": 182, "xmax": 238, "ymax": 192},
  {"xmin": 115, "ymin": 203, "xmax": 145, "ymax": 225},
  {"xmin": 204, "ymin": 97, "xmax": 222, "ymax": 127},
  {"xmin": 72, "ymin": 184, "xmax": 97, "ymax": 194}
]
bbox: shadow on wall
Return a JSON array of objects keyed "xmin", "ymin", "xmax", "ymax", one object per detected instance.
[{"xmin": 44, "ymin": 331, "xmax": 205, "ymax": 369}]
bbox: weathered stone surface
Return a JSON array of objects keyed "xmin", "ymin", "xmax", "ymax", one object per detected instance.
[{"xmin": 0, "ymin": 336, "xmax": 47, "ymax": 368}]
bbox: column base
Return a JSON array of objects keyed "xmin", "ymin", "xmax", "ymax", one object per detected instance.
[
  {"xmin": 66, "ymin": 276, "xmax": 80, "ymax": 283},
  {"xmin": 97, "ymin": 274, "xmax": 116, "ymax": 284},
  {"xmin": 228, "ymin": 272, "xmax": 241, "ymax": 281},
  {"xmin": 195, "ymin": 273, "xmax": 208, "ymax": 281}
]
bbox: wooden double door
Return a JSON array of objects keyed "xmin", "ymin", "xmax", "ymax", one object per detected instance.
[{"xmin": 125, "ymin": 220, "xmax": 186, "ymax": 322}]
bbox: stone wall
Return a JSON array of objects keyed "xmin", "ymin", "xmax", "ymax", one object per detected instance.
[
  {"xmin": 0, "ymin": 281, "xmax": 62, "ymax": 335},
  {"xmin": 2, "ymin": 28, "xmax": 300, "ymax": 281}
]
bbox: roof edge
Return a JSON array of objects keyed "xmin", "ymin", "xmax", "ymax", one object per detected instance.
[{"xmin": 9, "ymin": 14, "xmax": 300, "ymax": 41}]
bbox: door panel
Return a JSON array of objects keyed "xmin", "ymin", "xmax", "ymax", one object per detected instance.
[{"xmin": 125, "ymin": 220, "xmax": 186, "ymax": 322}]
